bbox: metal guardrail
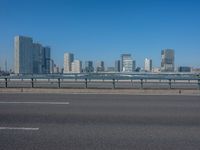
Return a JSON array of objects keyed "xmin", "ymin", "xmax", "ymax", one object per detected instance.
[{"xmin": 0, "ymin": 73, "xmax": 200, "ymax": 89}]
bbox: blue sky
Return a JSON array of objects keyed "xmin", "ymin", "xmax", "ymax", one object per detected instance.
[{"xmin": 0, "ymin": 0, "xmax": 200, "ymax": 70}]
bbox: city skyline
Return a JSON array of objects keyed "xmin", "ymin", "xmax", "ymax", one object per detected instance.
[
  {"xmin": 1, "ymin": 0, "xmax": 200, "ymax": 69},
  {"xmin": 0, "ymin": 34, "xmax": 199, "ymax": 74},
  {"xmin": 1, "ymin": 34, "xmax": 199, "ymax": 72},
  {"xmin": 2, "ymin": 34, "xmax": 199, "ymax": 74}
]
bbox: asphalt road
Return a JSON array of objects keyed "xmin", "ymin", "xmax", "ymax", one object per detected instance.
[{"xmin": 0, "ymin": 94, "xmax": 200, "ymax": 150}]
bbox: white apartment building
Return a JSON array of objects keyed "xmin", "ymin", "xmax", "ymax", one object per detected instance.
[
  {"xmin": 72, "ymin": 60, "xmax": 82, "ymax": 73},
  {"xmin": 64, "ymin": 53, "xmax": 74, "ymax": 73},
  {"xmin": 144, "ymin": 58, "xmax": 152, "ymax": 72},
  {"xmin": 121, "ymin": 54, "xmax": 135, "ymax": 72}
]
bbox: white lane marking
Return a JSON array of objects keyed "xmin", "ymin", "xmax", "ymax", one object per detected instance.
[
  {"xmin": 0, "ymin": 102, "xmax": 69, "ymax": 105},
  {"xmin": 0, "ymin": 127, "xmax": 39, "ymax": 131}
]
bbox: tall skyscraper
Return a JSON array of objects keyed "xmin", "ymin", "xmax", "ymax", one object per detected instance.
[
  {"xmin": 121, "ymin": 54, "xmax": 135, "ymax": 72},
  {"xmin": 144, "ymin": 58, "xmax": 152, "ymax": 72},
  {"xmin": 14, "ymin": 36, "xmax": 51, "ymax": 74},
  {"xmin": 72, "ymin": 60, "xmax": 82, "ymax": 73},
  {"xmin": 14, "ymin": 36, "xmax": 33, "ymax": 74},
  {"xmin": 161, "ymin": 49, "xmax": 175, "ymax": 72},
  {"xmin": 132, "ymin": 60, "xmax": 136, "ymax": 71},
  {"xmin": 95, "ymin": 61, "xmax": 105, "ymax": 72},
  {"xmin": 43, "ymin": 47, "xmax": 51, "ymax": 74},
  {"xmin": 64, "ymin": 53, "xmax": 74, "ymax": 73},
  {"xmin": 84, "ymin": 61, "xmax": 94, "ymax": 73},
  {"xmin": 32, "ymin": 43, "xmax": 43, "ymax": 74},
  {"xmin": 4, "ymin": 58, "xmax": 7, "ymax": 72},
  {"xmin": 115, "ymin": 60, "xmax": 120, "ymax": 72},
  {"xmin": 50, "ymin": 59, "xmax": 54, "ymax": 74}
]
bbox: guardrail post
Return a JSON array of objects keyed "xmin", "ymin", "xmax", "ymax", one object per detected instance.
[
  {"xmin": 131, "ymin": 79, "xmax": 133, "ymax": 87},
  {"xmin": 5, "ymin": 78, "xmax": 7, "ymax": 88},
  {"xmin": 140, "ymin": 79, "xmax": 143, "ymax": 89},
  {"xmin": 85, "ymin": 78, "xmax": 88, "ymax": 88},
  {"xmin": 198, "ymin": 79, "xmax": 200, "ymax": 90},
  {"xmin": 31, "ymin": 78, "xmax": 34, "ymax": 88},
  {"xmin": 58, "ymin": 78, "xmax": 61, "ymax": 88},
  {"xmin": 169, "ymin": 79, "xmax": 172, "ymax": 89},
  {"xmin": 112, "ymin": 78, "xmax": 115, "ymax": 89},
  {"xmin": 75, "ymin": 74, "xmax": 77, "ymax": 82}
]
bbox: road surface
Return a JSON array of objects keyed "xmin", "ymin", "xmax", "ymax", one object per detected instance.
[{"xmin": 0, "ymin": 94, "xmax": 200, "ymax": 150}]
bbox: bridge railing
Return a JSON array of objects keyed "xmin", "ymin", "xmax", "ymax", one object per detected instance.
[{"xmin": 0, "ymin": 73, "xmax": 200, "ymax": 89}]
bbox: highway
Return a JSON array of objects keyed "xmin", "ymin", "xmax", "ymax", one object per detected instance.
[{"xmin": 0, "ymin": 94, "xmax": 200, "ymax": 150}]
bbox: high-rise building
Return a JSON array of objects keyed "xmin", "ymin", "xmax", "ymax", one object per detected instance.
[
  {"xmin": 115, "ymin": 60, "xmax": 120, "ymax": 72},
  {"xmin": 50, "ymin": 59, "xmax": 54, "ymax": 74},
  {"xmin": 4, "ymin": 59, "xmax": 7, "ymax": 72},
  {"xmin": 53, "ymin": 64, "xmax": 60, "ymax": 74},
  {"xmin": 95, "ymin": 61, "xmax": 105, "ymax": 72},
  {"xmin": 84, "ymin": 61, "xmax": 94, "ymax": 73},
  {"xmin": 32, "ymin": 44, "xmax": 51, "ymax": 74},
  {"xmin": 72, "ymin": 60, "xmax": 82, "ymax": 73},
  {"xmin": 133, "ymin": 60, "xmax": 136, "ymax": 71},
  {"xmin": 161, "ymin": 49, "xmax": 175, "ymax": 72},
  {"xmin": 32, "ymin": 43, "xmax": 43, "ymax": 74},
  {"xmin": 14, "ymin": 36, "xmax": 33, "ymax": 74},
  {"xmin": 64, "ymin": 53, "xmax": 74, "ymax": 73},
  {"xmin": 121, "ymin": 54, "xmax": 135, "ymax": 72},
  {"xmin": 144, "ymin": 58, "xmax": 152, "ymax": 72},
  {"xmin": 178, "ymin": 66, "xmax": 191, "ymax": 72},
  {"xmin": 14, "ymin": 36, "xmax": 51, "ymax": 74},
  {"xmin": 43, "ymin": 47, "xmax": 51, "ymax": 74}
]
